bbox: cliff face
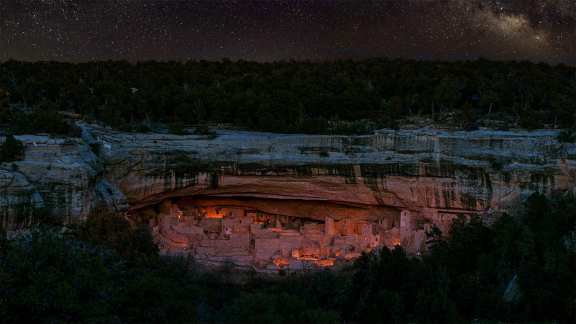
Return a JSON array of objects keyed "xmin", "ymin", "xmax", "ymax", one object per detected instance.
[
  {"xmin": 3, "ymin": 126, "xmax": 575, "ymax": 271},
  {"xmin": 92, "ymin": 127, "xmax": 575, "ymax": 271},
  {"xmin": 94, "ymin": 128, "xmax": 576, "ymax": 213},
  {"xmin": 0, "ymin": 134, "xmax": 125, "ymax": 229}
]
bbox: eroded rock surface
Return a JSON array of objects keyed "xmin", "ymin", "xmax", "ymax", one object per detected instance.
[
  {"xmin": 90, "ymin": 126, "xmax": 576, "ymax": 271},
  {"xmin": 0, "ymin": 134, "xmax": 127, "ymax": 228},
  {"xmin": 3, "ymin": 126, "xmax": 575, "ymax": 270}
]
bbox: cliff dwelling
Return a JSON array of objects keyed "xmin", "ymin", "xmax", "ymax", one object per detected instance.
[
  {"xmin": 131, "ymin": 193, "xmax": 433, "ymax": 272},
  {"xmin": 5, "ymin": 124, "xmax": 561, "ymax": 272}
]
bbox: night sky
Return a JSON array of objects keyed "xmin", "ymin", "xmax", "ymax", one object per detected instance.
[{"xmin": 1, "ymin": 0, "xmax": 575, "ymax": 64}]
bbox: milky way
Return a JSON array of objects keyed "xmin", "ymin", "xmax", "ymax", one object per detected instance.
[{"xmin": 1, "ymin": 0, "xmax": 574, "ymax": 63}]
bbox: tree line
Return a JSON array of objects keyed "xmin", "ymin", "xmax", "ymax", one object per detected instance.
[
  {"xmin": 1, "ymin": 193, "xmax": 575, "ymax": 323},
  {"xmin": 0, "ymin": 59, "xmax": 575, "ymax": 134}
]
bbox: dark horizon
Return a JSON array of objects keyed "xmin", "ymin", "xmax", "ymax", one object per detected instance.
[
  {"xmin": 2, "ymin": 0, "xmax": 575, "ymax": 64},
  {"xmin": 1, "ymin": 57, "xmax": 575, "ymax": 68}
]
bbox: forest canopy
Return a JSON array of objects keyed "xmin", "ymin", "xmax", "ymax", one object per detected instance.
[
  {"xmin": 0, "ymin": 59, "xmax": 575, "ymax": 134},
  {"xmin": 1, "ymin": 193, "xmax": 575, "ymax": 323}
]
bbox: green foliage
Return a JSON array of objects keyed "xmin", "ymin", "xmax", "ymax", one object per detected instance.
[
  {"xmin": 0, "ymin": 227, "xmax": 198, "ymax": 323},
  {"xmin": 1, "ymin": 193, "xmax": 575, "ymax": 323},
  {"xmin": 0, "ymin": 88, "xmax": 8, "ymax": 111},
  {"xmin": 1, "ymin": 60, "xmax": 574, "ymax": 133},
  {"xmin": 0, "ymin": 229, "xmax": 127, "ymax": 323},
  {"xmin": 0, "ymin": 134, "xmax": 24, "ymax": 162},
  {"xmin": 168, "ymin": 122, "xmax": 189, "ymax": 135},
  {"xmin": 225, "ymin": 292, "xmax": 340, "ymax": 324},
  {"xmin": 343, "ymin": 195, "xmax": 576, "ymax": 323},
  {"xmin": 19, "ymin": 110, "xmax": 80, "ymax": 136},
  {"xmin": 487, "ymin": 157, "xmax": 504, "ymax": 171},
  {"xmin": 518, "ymin": 111, "xmax": 542, "ymax": 130},
  {"xmin": 558, "ymin": 128, "xmax": 576, "ymax": 143},
  {"xmin": 75, "ymin": 213, "xmax": 159, "ymax": 262},
  {"xmin": 129, "ymin": 123, "xmax": 152, "ymax": 133},
  {"xmin": 193, "ymin": 124, "xmax": 217, "ymax": 137},
  {"xmin": 346, "ymin": 246, "xmax": 426, "ymax": 323},
  {"xmin": 1, "ymin": 107, "xmax": 80, "ymax": 136}
]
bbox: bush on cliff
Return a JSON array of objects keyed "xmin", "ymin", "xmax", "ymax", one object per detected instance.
[
  {"xmin": 0, "ymin": 134, "xmax": 24, "ymax": 162},
  {"xmin": 558, "ymin": 128, "xmax": 576, "ymax": 143},
  {"xmin": 10, "ymin": 109, "xmax": 80, "ymax": 136}
]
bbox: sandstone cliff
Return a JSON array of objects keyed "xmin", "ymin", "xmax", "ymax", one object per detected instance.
[
  {"xmin": 2, "ymin": 126, "xmax": 575, "ymax": 271},
  {"xmin": 0, "ymin": 134, "xmax": 125, "ymax": 228}
]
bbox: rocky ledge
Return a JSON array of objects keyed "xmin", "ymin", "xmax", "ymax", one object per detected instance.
[{"xmin": 2, "ymin": 125, "xmax": 575, "ymax": 271}]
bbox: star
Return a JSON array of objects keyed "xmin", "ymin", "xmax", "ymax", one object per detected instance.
[{"xmin": 0, "ymin": 0, "xmax": 573, "ymax": 64}]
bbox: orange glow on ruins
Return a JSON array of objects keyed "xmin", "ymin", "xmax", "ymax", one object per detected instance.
[
  {"xmin": 204, "ymin": 207, "xmax": 225, "ymax": 219},
  {"xmin": 134, "ymin": 196, "xmax": 433, "ymax": 272}
]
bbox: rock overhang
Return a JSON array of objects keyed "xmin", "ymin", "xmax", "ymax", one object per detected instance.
[{"xmin": 2, "ymin": 125, "xmax": 575, "ymax": 270}]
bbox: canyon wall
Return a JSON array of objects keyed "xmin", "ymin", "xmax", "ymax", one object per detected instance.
[
  {"xmin": 0, "ymin": 132, "xmax": 127, "ymax": 229},
  {"xmin": 2, "ymin": 126, "xmax": 575, "ymax": 271}
]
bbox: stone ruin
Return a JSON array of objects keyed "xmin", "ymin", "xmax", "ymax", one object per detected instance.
[
  {"xmin": 3, "ymin": 125, "xmax": 575, "ymax": 272},
  {"xmin": 132, "ymin": 196, "xmax": 434, "ymax": 272}
]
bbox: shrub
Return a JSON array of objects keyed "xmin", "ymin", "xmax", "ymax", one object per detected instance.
[
  {"xmin": 168, "ymin": 122, "xmax": 188, "ymax": 135},
  {"xmin": 0, "ymin": 134, "xmax": 24, "ymax": 162},
  {"xmin": 558, "ymin": 128, "xmax": 576, "ymax": 143},
  {"xmin": 8, "ymin": 109, "xmax": 80, "ymax": 136},
  {"xmin": 194, "ymin": 124, "xmax": 217, "ymax": 138},
  {"xmin": 75, "ymin": 213, "xmax": 159, "ymax": 261}
]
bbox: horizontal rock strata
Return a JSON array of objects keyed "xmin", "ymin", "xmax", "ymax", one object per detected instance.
[
  {"xmin": 2, "ymin": 126, "xmax": 575, "ymax": 271},
  {"xmin": 93, "ymin": 127, "xmax": 575, "ymax": 271}
]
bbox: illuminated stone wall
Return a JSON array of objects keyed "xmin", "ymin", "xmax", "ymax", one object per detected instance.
[
  {"xmin": 134, "ymin": 196, "xmax": 424, "ymax": 271},
  {"xmin": 3, "ymin": 125, "xmax": 575, "ymax": 270}
]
